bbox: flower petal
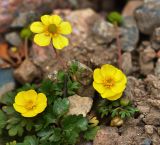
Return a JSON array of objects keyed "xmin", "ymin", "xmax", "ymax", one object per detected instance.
[
  {"xmin": 41, "ymin": 15, "xmax": 51, "ymax": 25},
  {"xmin": 30, "ymin": 21, "xmax": 44, "ymax": 33},
  {"xmin": 13, "ymin": 103, "xmax": 28, "ymax": 114},
  {"xmin": 107, "ymin": 93, "xmax": 123, "ymax": 101},
  {"xmin": 100, "ymin": 89, "xmax": 116, "ymax": 98},
  {"xmin": 114, "ymin": 69, "xmax": 127, "ymax": 82},
  {"xmin": 93, "ymin": 68, "xmax": 104, "ymax": 83},
  {"xmin": 37, "ymin": 93, "xmax": 47, "ymax": 104},
  {"xmin": 101, "ymin": 64, "xmax": 117, "ymax": 78},
  {"xmin": 59, "ymin": 22, "xmax": 72, "ymax": 34},
  {"xmin": 34, "ymin": 33, "xmax": 51, "ymax": 46},
  {"xmin": 22, "ymin": 110, "xmax": 37, "ymax": 117},
  {"xmin": 93, "ymin": 82, "xmax": 106, "ymax": 94},
  {"xmin": 52, "ymin": 35, "xmax": 69, "ymax": 49},
  {"xmin": 24, "ymin": 90, "xmax": 37, "ymax": 102},
  {"xmin": 49, "ymin": 15, "xmax": 62, "ymax": 26},
  {"xmin": 15, "ymin": 91, "xmax": 27, "ymax": 106}
]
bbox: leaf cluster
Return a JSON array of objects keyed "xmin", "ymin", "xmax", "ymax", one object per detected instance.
[
  {"xmin": 97, "ymin": 99, "xmax": 139, "ymax": 119},
  {"xmin": 0, "ymin": 62, "xmax": 98, "ymax": 145}
]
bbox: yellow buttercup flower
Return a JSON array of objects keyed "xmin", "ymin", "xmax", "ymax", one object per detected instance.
[
  {"xmin": 30, "ymin": 14, "xmax": 72, "ymax": 49},
  {"xmin": 13, "ymin": 90, "xmax": 47, "ymax": 117},
  {"xmin": 93, "ymin": 64, "xmax": 127, "ymax": 101},
  {"xmin": 89, "ymin": 117, "xmax": 99, "ymax": 127}
]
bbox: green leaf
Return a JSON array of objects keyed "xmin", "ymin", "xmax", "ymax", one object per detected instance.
[
  {"xmin": 57, "ymin": 71, "xmax": 65, "ymax": 82},
  {"xmin": 2, "ymin": 106, "xmax": 15, "ymax": 115},
  {"xmin": 8, "ymin": 126, "xmax": 18, "ymax": 136},
  {"xmin": 84, "ymin": 126, "xmax": 99, "ymax": 141},
  {"xmin": 53, "ymin": 98, "xmax": 69, "ymax": 117},
  {"xmin": 107, "ymin": 11, "xmax": 123, "ymax": 25},
  {"xmin": 0, "ymin": 92, "xmax": 15, "ymax": 105},
  {"xmin": 0, "ymin": 110, "xmax": 7, "ymax": 134},
  {"xmin": 48, "ymin": 128, "xmax": 61, "ymax": 142},
  {"xmin": 23, "ymin": 136, "xmax": 39, "ymax": 145},
  {"xmin": 62, "ymin": 115, "xmax": 88, "ymax": 132}
]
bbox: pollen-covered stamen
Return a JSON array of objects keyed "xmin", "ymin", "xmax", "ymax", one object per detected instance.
[
  {"xmin": 103, "ymin": 77, "xmax": 115, "ymax": 89},
  {"xmin": 25, "ymin": 100, "xmax": 36, "ymax": 110},
  {"xmin": 48, "ymin": 24, "xmax": 57, "ymax": 33}
]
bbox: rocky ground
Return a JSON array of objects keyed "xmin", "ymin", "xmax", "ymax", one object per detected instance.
[{"xmin": 1, "ymin": 0, "xmax": 160, "ymax": 145}]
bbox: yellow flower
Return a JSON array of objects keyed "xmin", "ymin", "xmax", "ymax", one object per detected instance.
[
  {"xmin": 13, "ymin": 90, "xmax": 47, "ymax": 117},
  {"xmin": 89, "ymin": 117, "xmax": 99, "ymax": 127},
  {"xmin": 30, "ymin": 14, "xmax": 72, "ymax": 49},
  {"xmin": 93, "ymin": 64, "xmax": 127, "ymax": 101}
]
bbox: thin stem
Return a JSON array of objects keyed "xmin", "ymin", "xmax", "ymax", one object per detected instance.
[
  {"xmin": 114, "ymin": 22, "xmax": 122, "ymax": 69},
  {"xmin": 24, "ymin": 38, "xmax": 28, "ymax": 59}
]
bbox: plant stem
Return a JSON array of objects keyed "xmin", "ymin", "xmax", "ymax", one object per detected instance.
[{"xmin": 114, "ymin": 22, "xmax": 122, "ymax": 69}]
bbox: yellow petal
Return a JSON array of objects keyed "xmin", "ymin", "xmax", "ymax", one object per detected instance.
[
  {"xmin": 52, "ymin": 35, "xmax": 69, "ymax": 49},
  {"xmin": 59, "ymin": 21, "xmax": 72, "ymax": 34},
  {"xmin": 30, "ymin": 21, "xmax": 44, "ymax": 33},
  {"xmin": 34, "ymin": 33, "xmax": 51, "ymax": 46},
  {"xmin": 24, "ymin": 90, "xmax": 37, "ymax": 102},
  {"xmin": 22, "ymin": 110, "xmax": 37, "ymax": 117},
  {"xmin": 37, "ymin": 93, "xmax": 47, "ymax": 104},
  {"xmin": 93, "ymin": 68, "xmax": 104, "ymax": 83},
  {"xmin": 34, "ymin": 103, "xmax": 47, "ymax": 114},
  {"xmin": 100, "ymin": 89, "xmax": 117, "ymax": 98},
  {"xmin": 41, "ymin": 15, "xmax": 51, "ymax": 25},
  {"xmin": 13, "ymin": 103, "xmax": 28, "ymax": 114},
  {"xmin": 15, "ymin": 91, "xmax": 27, "ymax": 106},
  {"xmin": 49, "ymin": 15, "xmax": 62, "ymax": 26},
  {"xmin": 114, "ymin": 69, "xmax": 127, "ymax": 82},
  {"xmin": 101, "ymin": 64, "xmax": 117, "ymax": 78},
  {"xmin": 107, "ymin": 93, "xmax": 123, "ymax": 101},
  {"xmin": 93, "ymin": 82, "xmax": 106, "ymax": 94}
]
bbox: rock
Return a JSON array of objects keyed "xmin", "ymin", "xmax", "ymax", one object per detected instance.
[
  {"xmin": 151, "ymin": 27, "xmax": 160, "ymax": 50},
  {"xmin": 145, "ymin": 125, "xmax": 154, "ymax": 134},
  {"xmin": 0, "ymin": 68, "xmax": 15, "ymax": 97},
  {"xmin": 141, "ymin": 138, "xmax": 152, "ymax": 145},
  {"xmin": 139, "ymin": 47, "xmax": 155, "ymax": 75},
  {"xmin": 14, "ymin": 59, "xmax": 41, "ymax": 84},
  {"xmin": 147, "ymin": 99, "xmax": 160, "ymax": 109},
  {"xmin": 122, "ymin": 52, "xmax": 132, "ymax": 75},
  {"xmin": 154, "ymin": 58, "xmax": 160, "ymax": 77},
  {"xmin": 137, "ymin": 105, "xmax": 150, "ymax": 114},
  {"xmin": 93, "ymin": 127, "xmax": 119, "ymax": 145},
  {"xmin": 157, "ymin": 127, "xmax": 160, "ymax": 135},
  {"xmin": 145, "ymin": 75, "xmax": 160, "ymax": 99},
  {"xmin": 143, "ymin": 107, "xmax": 160, "ymax": 125},
  {"xmin": 134, "ymin": 0, "xmax": 160, "ymax": 35},
  {"xmin": 11, "ymin": 11, "xmax": 38, "ymax": 28},
  {"xmin": 92, "ymin": 19, "xmax": 115, "ymax": 44},
  {"xmin": 121, "ymin": 16, "xmax": 139, "ymax": 51},
  {"xmin": 67, "ymin": 94, "xmax": 93, "ymax": 117},
  {"xmin": 5, "ymin": 32, "xmax": 22, "ymax": 46}
]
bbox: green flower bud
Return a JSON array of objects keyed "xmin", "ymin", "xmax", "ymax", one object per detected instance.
[
  {"xmin": 20, "ymin": 28, "xmax": 32, "ymax": 39},
  {"xmin": 120, "ymin": 98, "xmax": 130, "ymax": 106},
  {"xmin": 107, "ymin": 11, "xmax": 123, "ymax": 25},
  {"xmin": 110, "ymin": 116, "xmax": 124, "ymax": 127}
]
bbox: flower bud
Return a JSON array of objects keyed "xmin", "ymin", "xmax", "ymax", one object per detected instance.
[
  {"xmin": 110, "ymin": 116, "xmax": 124, "ymax": 127},
  {"xmin": 120, "ymin": 98, "xmax": 130, "ymax": 106}
]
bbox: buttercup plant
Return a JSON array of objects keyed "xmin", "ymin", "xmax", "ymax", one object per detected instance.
[{"xmin": 93, "ymin": 64, "xmax": 127, "ymax": 100}]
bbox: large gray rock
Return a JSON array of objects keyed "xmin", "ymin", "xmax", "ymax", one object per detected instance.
[
  {"xmin": 134, "ymin": 0, "xmax": 160, "ymax": 35},
  {"xmin": 92, "ymin": 19, "xmax": 115, "ymax": 44},
  {"xmin": 14, "ymin": 59, "xmax": 41, "ymax": 84},
  {"xmin": 67, "ymin": 94, "xmax": 93, "ymax": 117},
  {"xmin": 5, "ymin": 32, "xmax": 22, "ymax": 46},
  {"xmin": 121, "ymin": 16, "xmax": 139, "ymax": 51}
]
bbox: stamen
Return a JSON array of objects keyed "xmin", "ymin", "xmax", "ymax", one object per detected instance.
[{"xmin": 48, "ymin": 24, "xmax": 57, "ymax": 33}]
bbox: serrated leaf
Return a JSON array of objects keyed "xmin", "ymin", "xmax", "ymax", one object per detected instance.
[
  {"xmin": 53, "ymin": 98, "xmax": 69, "ymax": 117},
  {"xmin": 84, "ymin": 126, "xmax": 99, "ymax": 141},
  {"xmin": 8, "ymin": 126, "xmax": 18, "ymax": 136},
  {"xmin": 2, "ymin": 106, "xmax": 15, "ymax": 115},
  {"xmin": 0, "ymin": 110, "xmax": 7, "ymax": 130},
  {"xmin": 48, "ymin": 128, "xmax": 61, "ymax": 142}
]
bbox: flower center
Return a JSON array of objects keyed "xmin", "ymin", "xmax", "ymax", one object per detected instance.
[
  {"xmin": 103, "ymin": 77, "xmax": 115, "ymax": 89},
  {"xmin": 48, "ymin": 24, "xmax": 57, "ymax": 33},
  {"xmin": 25, "ymin": 100, "xmax": 35, "ymax": 110}
]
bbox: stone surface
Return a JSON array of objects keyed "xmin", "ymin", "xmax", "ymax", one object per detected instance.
[
  {"xmin": 67, "ymin": 94, "xmax": 93, "ymax": 117},
  {"xmin": 14, "ymin": 59, "xmax": 41, "ymax": 84},
  {"xmin": 154, "ymin": 58, "xmax": 160, "ymax": 78},
  {"xmin": 141, "ymin": 138, "xmax": 152, "ymax": 145},
  {"xmin": 11, "ymin": 11, "xmax": 38, "ymax": 27},
  {"xmin": 151, "ymin": 27, "xmax": 160, "ymax": 50},
  {"xmin": 139, "ymin": 47, "xmax": 155, "ymax": 75},
  {"xmin": 134, "ymin": 0, "xmax": 160, "ymax": 35},
  {"xmin": 93, "ymin": 127, "xmax": 119, "ymax": 145},
  {"xmin": 92, "ymin": 19, "xmax": 115, "ymax": 44},
  {"xmin": 122, "ymin": 52, "xmax": 132, "ymax": 75},
  {"xmin": 5, "ymin": 32, "xmax": 22, "ymax": 46},
  {"xmin": 145, "ymin": 125, "xmax": 154, "ymax": 134},
  {"xmin": 121, "ymin": 16, "xmax": 139, "ymax": 51},
  {"xmin": 0, "ymin": 68, "xmax": 15, "ymax": 97}
]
